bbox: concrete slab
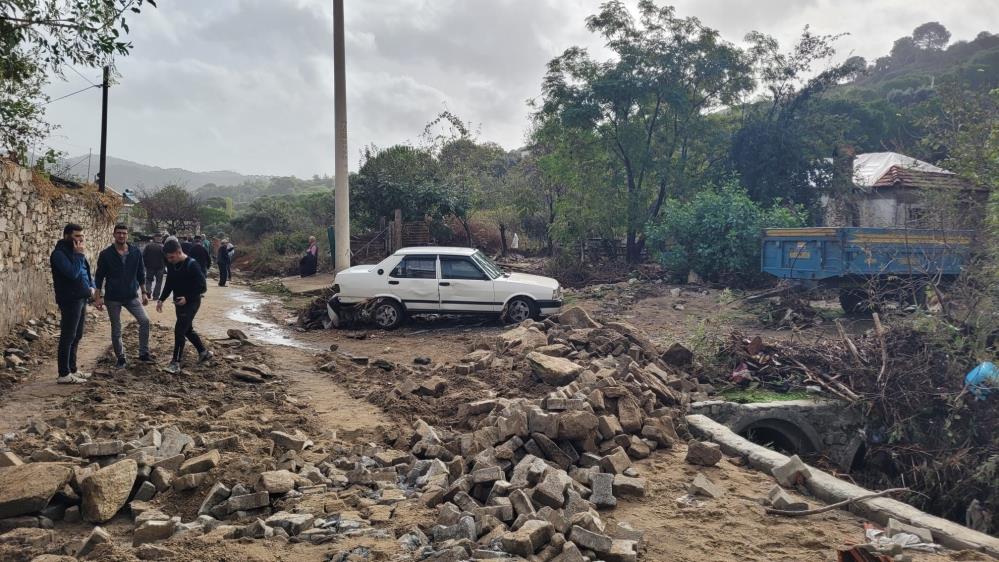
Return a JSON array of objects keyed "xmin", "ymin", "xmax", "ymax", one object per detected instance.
[
  {"xmin": 686, "ymin": 414, "xmax": 999, "ymax": 558},
  {"xmin": 280, "ymin": 273, "xmax": 335, "ymax": 295}
]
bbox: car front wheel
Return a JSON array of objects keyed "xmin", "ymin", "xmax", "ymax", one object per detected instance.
[
  {"xmin": 372, "ymin": 299, "xmax": 404, "ymax": 330},
  {"xmin": 504, "ymin": 297, "xmax": 536, "ymax": 324}
]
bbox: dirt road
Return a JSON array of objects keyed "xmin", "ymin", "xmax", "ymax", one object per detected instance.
[{"xmin": 0, "ymin": 283, "xmax": 391, "ymax": 439}]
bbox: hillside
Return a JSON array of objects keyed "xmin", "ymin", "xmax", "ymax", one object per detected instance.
[{"xmin": 52, "ymin": 154, "xmax": 270, "ymax": 192}]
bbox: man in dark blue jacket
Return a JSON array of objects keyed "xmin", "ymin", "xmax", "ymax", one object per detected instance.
[
  {"xmin": 50, "ymin": 223, "xmax": 98, "ymax": 384},
  {"xmin": 95, "ymin": 224, "xmax": 153, "ymax": 369}
]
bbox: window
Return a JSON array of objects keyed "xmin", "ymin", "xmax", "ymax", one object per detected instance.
[
  {"xmin": 390, "ymin": 256, "xmax": 437, "ymax": 279},
  {"xmin": 441, "ymin": 257, "xmax": 488, "ymax": 280},
  {"xmin": 470, "ymin": 251, "xmax": 503, "ymax": 279}
]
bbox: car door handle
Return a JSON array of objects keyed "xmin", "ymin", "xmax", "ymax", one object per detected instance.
[
  {"xmin": 439, "ymin": 282, "xmax": 450, "ymax": 286},
  {"xmin": 388, "ymin": 280, "xmax": 399, "ymax": 285}
]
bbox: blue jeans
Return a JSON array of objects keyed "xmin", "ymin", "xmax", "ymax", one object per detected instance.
[
  {"xmin": 58, "ymin": 299, "xmax": 87, "ymax": 377},
  {"xmin": 106, "ymin": 298, "xmax": 151, "ymax": 359}
]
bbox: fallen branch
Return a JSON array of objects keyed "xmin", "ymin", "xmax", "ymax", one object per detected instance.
[
  {"xmin": 834, "ymin": 318, "xmax": 864, "ymax": 366},
  {"xmin": 873, "ymin": 313, "xmax": 888, "ymax": 385},
  {"xmin": 791, "ymin": 359, "xmax": 860, "ymax": 402},
  {"xmin": 766, "ymin": 488, "xmax": 909, "ymax": 517}
]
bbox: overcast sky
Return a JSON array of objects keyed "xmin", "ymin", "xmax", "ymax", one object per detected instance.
[{"xmin": 40, "ymin": 0, "xmax": 999, "ymax": 178}]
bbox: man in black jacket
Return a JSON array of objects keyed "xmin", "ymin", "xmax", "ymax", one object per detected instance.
[
  {"xmin": 188, "ymin": 234, "xmax": 212, "ymax": 274},
  {"xmin": 95, "ymin": 224, "xmax": 153, "ymax": 369},
  {"xmin": 50, "ymin": 223, "xmax": 99, "ymax": 384},
  {"xmin": 143, "ymin": 232, "xmax": 166, "ymax": 299},
  {"xmin": 217, "ymin": 239, "xmax": 235, "ymax": 287},
  {"xmin": 156, "ymin": 240, "xmax": 212, "ymax": 373}
]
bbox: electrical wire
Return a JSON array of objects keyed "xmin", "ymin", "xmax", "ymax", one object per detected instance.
[
  {"xmin": 44, "ymin": 84, "xmax": 99, "ymax": 105},
  {"xmin": 66, "ymin": 65, "xmax": 100, "ymax": 87}
]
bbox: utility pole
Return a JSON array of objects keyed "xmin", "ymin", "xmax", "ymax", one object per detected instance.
[
  {"xmin": 333, "ymin": 0, "xmax": 350, "ymax": 272},
  {"xmin": 97, "ymin": 66, "xmax": 109, "ymax": 193}
]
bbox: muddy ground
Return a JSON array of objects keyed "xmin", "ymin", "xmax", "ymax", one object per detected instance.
[{"xmin": 0, "ymin": 278, "xmax": 988, "ymax": 561}]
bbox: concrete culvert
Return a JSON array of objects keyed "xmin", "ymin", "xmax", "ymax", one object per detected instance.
[{"xmin": 739, "ymin": 418, "xmax": 818, "ymax": 456}]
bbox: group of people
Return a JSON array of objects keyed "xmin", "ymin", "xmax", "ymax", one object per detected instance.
[{"xmin": 49, "ymin": 223, "xmax": 235, "ymax": 384}]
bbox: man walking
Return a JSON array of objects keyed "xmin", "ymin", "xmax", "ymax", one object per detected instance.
[
  {"xmin": 95, "ymin": 224, "xmax": 153, "ymax": 369},
  {"xmin": 143, "ymin": 232, "xmax": 166, "ymax": 300},
  {"xmin": 156, "ymin": 240, "xmax": 212, "ymax": 373},
  {"xmin": 217, "ymin": 239, "xmax": 235, "ymax": 287},
  {"xmin": 189, "ymin": 234, "xmax": 212, "ymax": 274},
  {"xmin": 50, "ymin": 223, "xmax": 99, "ymax": 384}
]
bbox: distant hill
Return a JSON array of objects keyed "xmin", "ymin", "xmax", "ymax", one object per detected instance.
[{"xmin": 52, "ymin": 154, "xmax": 269, "ymax": 193}]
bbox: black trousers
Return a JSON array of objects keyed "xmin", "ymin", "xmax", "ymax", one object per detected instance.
[
  {"xmin": 172, "ymin": 298, "xmax": 206, "ymax": 362},
  {"xmin": 218, "ymin": 262, "xmax": 231, "ymax": 286},
  {"xmin": 58, "ymin": 298, "xmax": 87, "ymax": 377}
]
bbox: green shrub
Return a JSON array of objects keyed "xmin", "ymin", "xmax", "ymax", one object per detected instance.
[{"xmin": 646, "ymin": 182, "xmax": 806, "ymax": 283}]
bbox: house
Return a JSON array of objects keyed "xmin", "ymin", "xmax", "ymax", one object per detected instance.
[{"xmin": 821, "ymin": 152, "xmax": 986, "ymax": 230}]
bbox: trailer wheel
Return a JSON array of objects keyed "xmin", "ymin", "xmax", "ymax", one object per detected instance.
[{"xmin": 839, "ymin": 289, "xmax": 871, "ymax": 314}]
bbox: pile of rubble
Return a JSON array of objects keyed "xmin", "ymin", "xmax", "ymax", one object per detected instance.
[
  {"xmin": 378, "ymin": 307, "xmax": 705, "ymax": 561},
  {"xmin": 0, "ymin": 326, "xmax": 431, "ymax": 560},
  {"xmin": 1, "ymin": 312, "xmax": 69, "ymax": 392}
]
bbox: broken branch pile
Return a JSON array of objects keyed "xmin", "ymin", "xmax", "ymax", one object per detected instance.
[{"xmin": 719, "ymin": 319, "xmax": 998, "ymax": 533}]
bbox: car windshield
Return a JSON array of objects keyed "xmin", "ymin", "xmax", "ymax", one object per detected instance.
[{"xmin": 471, "ymin": 251, "xmax": 503, "ymax": 280}]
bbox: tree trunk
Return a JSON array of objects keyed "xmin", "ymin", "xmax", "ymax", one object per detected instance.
[
  {"xmin": 498, "ymin": 223, "xmax": 508, "ymax": 256},
  {"xmin": 461, "ymin": 219, "xmax": 473, "ymax": 247},
  {"xmin": 626, "ymin": 230, "xmax": 640, "ymax": 264}
]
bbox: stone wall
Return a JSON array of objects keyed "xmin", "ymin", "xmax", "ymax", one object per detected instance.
[{"xmin": 0, "ymin": 159, "xmax": 121, "ymax": 336}]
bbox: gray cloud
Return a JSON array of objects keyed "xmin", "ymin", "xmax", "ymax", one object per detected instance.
[{"xmin": 39, "ymin": 0, "xmax": 999, "ymax": 178}]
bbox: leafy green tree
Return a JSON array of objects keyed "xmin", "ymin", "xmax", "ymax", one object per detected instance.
[
  {"xmin": 539, "ymin": 0, "xmax": 753, "ymax": 262},
  {"xmin": 912, "ymin": 22, "xmax": 951, "ymax": 51},
  {"xmin": 731, "ymin": 28, "xmax": 866, "ymax": 207},
  {"xmin": 231, "ymin": 197, "xmax": 296, "ymax": 239},
  {"xmin": 1, "ymin": 0, "xmax": 156, "ymax": 157},
  {"xmin": 646, "ymin": 181, "xmax": 806, "ymax": 282}
]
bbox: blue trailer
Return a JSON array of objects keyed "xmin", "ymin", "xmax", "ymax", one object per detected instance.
[{"xmin": 761, "ymin": 227, "xmax": 973, "ymax": 312}]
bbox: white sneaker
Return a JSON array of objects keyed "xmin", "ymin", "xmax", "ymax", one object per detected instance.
[
  {"xmin": 57, "ymin": 374, "xmax": 88, "ymax": 385},
  {"xmin": 71, "ymin": 371, "xmax": 93, "ymax": 379},
  {"xmin": 164, "ymin": 362, "xmax": 181, "ymax": 374}
]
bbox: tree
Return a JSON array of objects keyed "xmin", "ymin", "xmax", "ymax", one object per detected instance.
[
  {"xmin": 912, "ymin": 21, "xmax": 951, "ymax": 51},
  {"xmin": 646, "ymin": 181, "xmax": 806, "ymax": 282},
  {"xmin": 138, "ymin": 185, "xmax": 199, "ymax": 233},
  {"xmin": 539, "ymin": 0, "xmax": 753, "ymax": 262},
  {"xmin": 889, "ymin": 36, "xmax": 920, "ymax": 66},
  {"xmin": 1, "ymin": 0, "xmax": 156, "ymax": 157},
  {"xmin": 730, "ymin": 28, "xmax": 866, "ymax": 206}
]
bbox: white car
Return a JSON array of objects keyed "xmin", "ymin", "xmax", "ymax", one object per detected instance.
[{"xmin": 329, "ymin": 247, "xmax": 563, "ymax": 329}]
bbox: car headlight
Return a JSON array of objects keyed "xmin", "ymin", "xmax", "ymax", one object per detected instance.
[{"xmin": 552, "ymin": 286, "xmax": 563, "ymax": 301}]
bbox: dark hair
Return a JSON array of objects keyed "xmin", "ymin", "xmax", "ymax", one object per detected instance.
[
  {"xmin": 163, "ymin": 240, "xmax": 182, "ymax": 254},
  {"xmin": 114, "ymin": 224, "xmax": 128, "ymax": 232},
  {"xmin": 194, "ymin": 235, "xmax": 203, "ymax": 240},
  {"xmin": 63, "ymin": 223, "xmax": 83, "ymax": 236}
]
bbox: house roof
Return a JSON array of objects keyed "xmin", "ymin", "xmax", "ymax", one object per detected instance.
[
  {"xmin": 870, "ymin": 165, "xmax": 982, "ymax": 191},
  {"xmin": 852, "ymin": 152, "xmax": 981, "ymax": 191}
]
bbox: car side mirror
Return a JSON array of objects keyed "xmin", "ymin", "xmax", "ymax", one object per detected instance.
[{"xmin": 377, "ymin": 269, "xmax": 384, "ymax": 275}]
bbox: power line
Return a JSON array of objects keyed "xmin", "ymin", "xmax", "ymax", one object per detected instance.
[
  {"xmin": 44, "ymin": 84, "xmax": 99, "ymax": 105},
  {"xmin": 66, "ymin": 65, "xmax": 99, "ymax": 87}
]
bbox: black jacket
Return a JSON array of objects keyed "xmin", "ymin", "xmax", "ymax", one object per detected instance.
[
  {"xmin": 143, "ymin": 242, "xmax": 165, "ymax": 271},
  {"xmin": 95, "ymin": 244, "xmax": 146, "ymax": 303},
  {"xmin": 188, "ymin": 244, "xmax": 212, "ymax": 273},
  {"xmin": 160, "ymin": 257, "xmax": 207, "ymax": 302},
  {"xmin": 50, "ymin": 239, "xmax": 95, "ymax": 305}
]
